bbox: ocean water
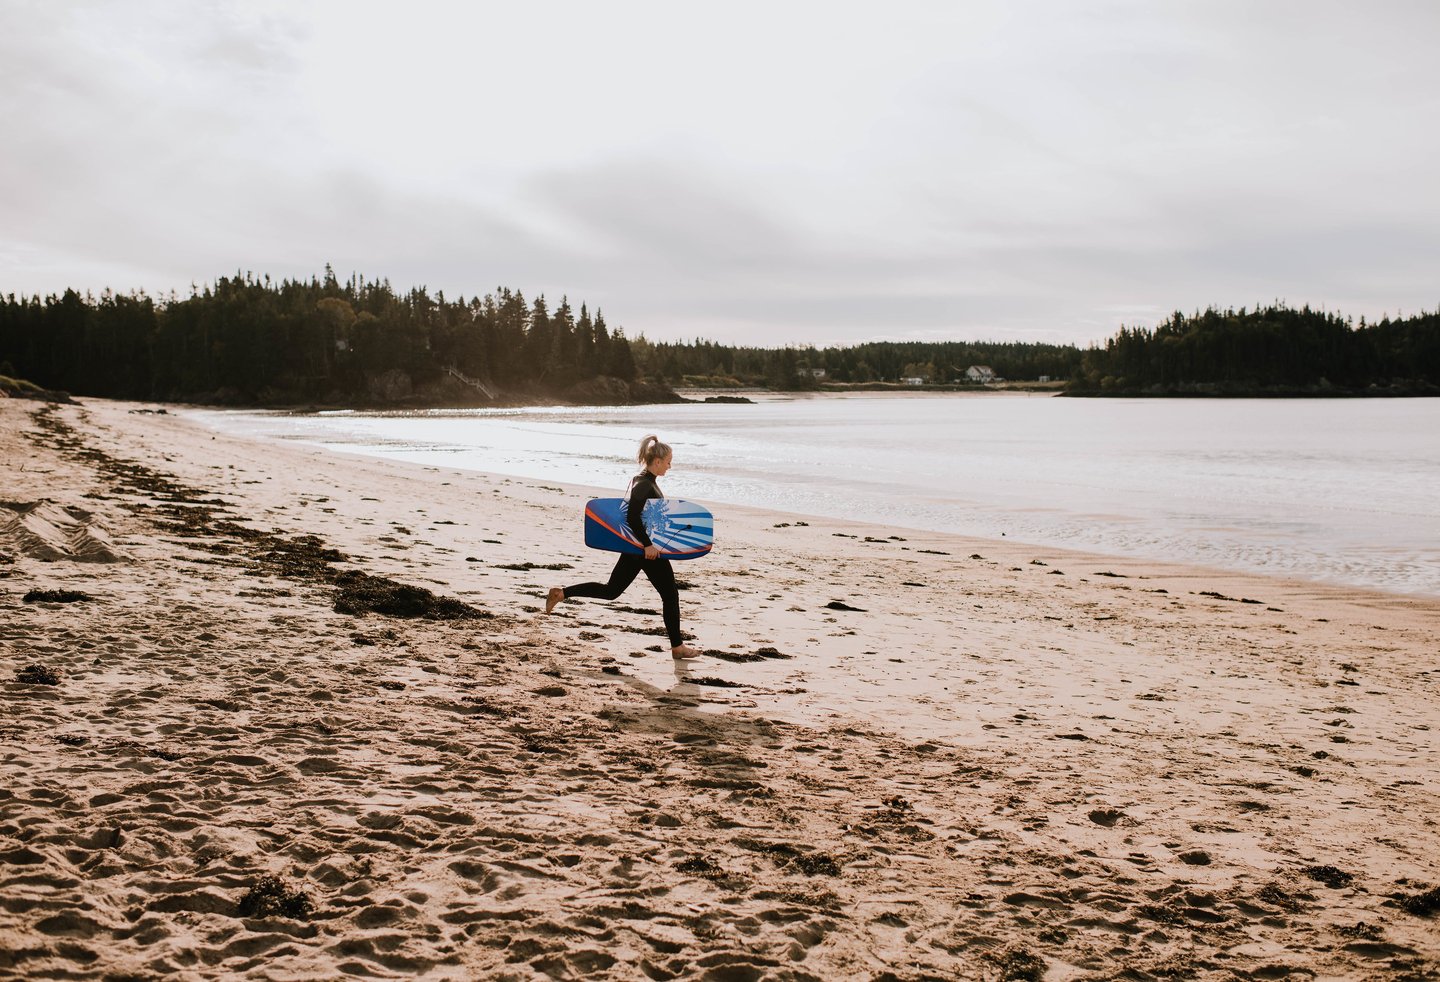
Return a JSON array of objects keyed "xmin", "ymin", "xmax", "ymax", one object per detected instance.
[{"xmin": 190, "ymin": 394, "xmax": 1440, "ymax": 598}]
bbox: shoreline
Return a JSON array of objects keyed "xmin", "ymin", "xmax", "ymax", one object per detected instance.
[
  {"xmin": 190, "ymin": 397, "xmax": 1440, "ymax": 603},
  {"xmin": 194, "ymin": 402, "xmax": 1437, "ymax": 609},
  {"xmin": 3, "ymin": 396, "xmax": 1438, "ymax": 979}
]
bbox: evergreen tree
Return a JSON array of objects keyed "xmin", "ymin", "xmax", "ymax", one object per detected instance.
[
  {"xmin": 607, "ymin": 326, "xmax": 637, "ymax": 381},
  {"xmin": 523, "ymin": 295, "xmax": 552, "ymax": 383}
]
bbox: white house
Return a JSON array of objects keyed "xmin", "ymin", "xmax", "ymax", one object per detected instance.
[
  {"xmin": 965, "ymin": 365, "xmax": 998, "ymax": 383},
  {"xmin": 902, "ymin": 376, "xmax": 926, "ymax": 386}
]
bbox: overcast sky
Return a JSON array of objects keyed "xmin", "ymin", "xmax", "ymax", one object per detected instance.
[{"xmin": 2, "ymin": 1, "xmax": 1437, "ymax": 346}]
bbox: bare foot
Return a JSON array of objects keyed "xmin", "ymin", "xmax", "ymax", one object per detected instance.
[
  {"xmin": 671, "ymin": 644, "xmax": 702, "ymax": 660},
  {"xmin": 545, "ymin": 587, "xmax": 564, "ymax": 614}
]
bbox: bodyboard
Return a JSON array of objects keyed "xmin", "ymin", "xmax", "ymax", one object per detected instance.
[{"xmin": 584, "ymin": 498, "xmax": 714, "ymax": 560}]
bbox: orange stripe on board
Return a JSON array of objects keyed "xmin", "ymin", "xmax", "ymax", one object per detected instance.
[{"xmin": 585, "ymin": 506, "xmax": 641, "ymax": 546}]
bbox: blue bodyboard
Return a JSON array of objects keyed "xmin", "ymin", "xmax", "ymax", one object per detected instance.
[{"xmin": 584, "ymin": 498, "xmax": 714, "ymax": 560}]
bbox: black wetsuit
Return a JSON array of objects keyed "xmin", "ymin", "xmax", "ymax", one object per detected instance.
[{"xmin": 561, "ymin": 470, "xmax": 682, "ymax": 647}]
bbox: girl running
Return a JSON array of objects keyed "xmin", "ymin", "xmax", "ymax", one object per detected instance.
[{"xmin": 546, "ymin": 435, "xmax": 701, "ymax": 660}]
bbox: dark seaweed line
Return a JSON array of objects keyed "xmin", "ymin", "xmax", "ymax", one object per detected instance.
[{"xmin": 27, "ymin": 405, "xmax": 493, "ymax": 621}]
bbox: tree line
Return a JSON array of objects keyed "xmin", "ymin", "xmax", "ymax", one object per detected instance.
[
  {"xmin": 0, "ymin": 268, "xmax": 642, "ymax": 405},
  {"xmin": 631, "ymin": 338, "xmax": 1081, "ymax": 389},
  {"xmin": 1070, "ymin": 303, "xmax": 1440, "ymax": 395},
  {"xmin": 2, "ymin": 269, "xmax": 1437, "ymax": 403}
]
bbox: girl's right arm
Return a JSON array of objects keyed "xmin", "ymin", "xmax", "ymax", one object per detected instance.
[{"xmin": 625, "ymin": 476, "xmax": 654, "ymax": 547}]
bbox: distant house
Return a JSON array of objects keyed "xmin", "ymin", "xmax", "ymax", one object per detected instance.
[
  {"xmin": 806, "ymin": 368, "xmax": 827, "ymax": 379},
  {"xmin": 1038, "ymin": 375, "xmax": 1050, "ymax": 383},
  {"xmin": 902, "ymin": 376, "xmax": 926, "ymax": 386},
  {"xmin": 965, "ymin": 365, "xmax": 998, "ymax": 384}
]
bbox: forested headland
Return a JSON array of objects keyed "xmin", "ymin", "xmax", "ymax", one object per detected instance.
[
  {"xmin": 1069, "ymin": 304, "xmax": 1440, "ymax": 396},
  {"xmin": 0, "ymin": 270, "xmax": 662, "ymax": 407},
  {"xmin": 1, "ymin": 269, "xmax": 1437, "ymax": 405}
]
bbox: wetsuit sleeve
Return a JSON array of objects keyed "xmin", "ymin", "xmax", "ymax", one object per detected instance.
[{"xmin": 626, "ymin": 475, "xmax": 657, "ymax": 547}]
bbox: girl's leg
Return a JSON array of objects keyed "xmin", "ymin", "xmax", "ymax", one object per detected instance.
[
  {"xmin": 641, "ymin": 558, "xmax": 696, "ymax": 656},
  {"xmin": 551, "ymin": 555, "xmax": 642, "ymax": 612}
]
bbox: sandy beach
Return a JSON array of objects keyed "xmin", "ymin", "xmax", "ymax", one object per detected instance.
[{"xmin": 2, "ymin": 396, "xmax": 1438, "ymax": 981}]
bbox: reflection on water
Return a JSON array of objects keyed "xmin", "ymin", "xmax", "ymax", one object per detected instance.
[{"xmin": 190, "ymin": 394, "xmax": 1440, "ymax": 597}]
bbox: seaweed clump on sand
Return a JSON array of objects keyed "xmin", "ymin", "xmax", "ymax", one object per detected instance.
[
  {"xmin": 236, "ymin": 876, "xmax": 314, "ymax": 920},
  {"xmin": 23, "ymin": 589, "xmax": 92, "ymax": 603},
  {"xmin": 675, "ymin": 855, "xmax": 728, "ymax": 880},
  {"xmin": 1400, "ymin": 885, "xmax": 1440, "ymax": 916},
  {"xmin": 332, "ymin": 570, "xmax": 490, "ymax": 620},
  {"xmin": 986, "ymin": 946, "xmax": 1048, "ymax": 982},
  {"xmin": 738, "ymin": 839, "xmax": 842, "ymax": 877},
  {"xmin": 251, "ymin": 533, "xmax": 344, "ymax": 578},
  {"xmin": 1255, "ymin": 882, "xmax": 1312, "ymax": 912},
  {"xmin": 1304, "ymin": 865, "xmax": 1354, "ymax": 889},
  {"xmin": 16, "ymin": 664, "xmax": 61, "ymax": 685},
  {"xmin": 703, "ymin": 646, "xmax": 793, "ymax": 663}
]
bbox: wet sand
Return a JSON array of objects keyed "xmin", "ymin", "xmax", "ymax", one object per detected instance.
[{"xmin": 2, "ymin": 396, "xmax": 1438, "ymax": 980}]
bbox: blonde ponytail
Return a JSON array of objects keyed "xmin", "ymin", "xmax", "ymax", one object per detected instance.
[{"xmin": 637, "ymin": 434, "xmax": 672, "ymax": 466}]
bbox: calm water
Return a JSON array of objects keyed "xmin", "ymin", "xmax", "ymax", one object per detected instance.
[{"xmin": 191, "ymin": 394, "xmax": 1440, "ymax": 597}]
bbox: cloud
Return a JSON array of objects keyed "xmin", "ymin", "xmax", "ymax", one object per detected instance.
[{"xmin": 2, "ymin": 1, "xmax": 1440, "ymax": 345}]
